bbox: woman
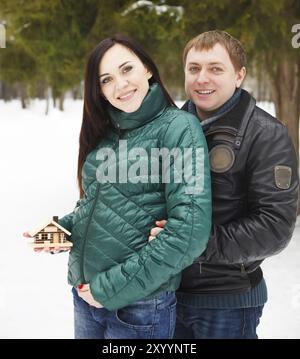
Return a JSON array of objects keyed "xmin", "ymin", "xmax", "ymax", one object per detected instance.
[{"xmin": 25, "ymin": 34, "xmax": 211, "ymax": 339}]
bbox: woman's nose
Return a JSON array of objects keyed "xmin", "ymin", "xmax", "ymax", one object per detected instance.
[{"xmin": 115, "ymin": 76, "xmax": 129, "ymax": 90}]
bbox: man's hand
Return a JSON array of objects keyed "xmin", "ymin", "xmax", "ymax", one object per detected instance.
[
  {"xmin": 77, "ymin": 284, "xmax": 103, "ymax": 308},
  {"xmin": 148, "ymin": 220, "xmax": 167, "ymax": 242}
]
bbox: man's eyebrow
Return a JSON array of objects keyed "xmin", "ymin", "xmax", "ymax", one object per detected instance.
[
  {"xmin": 99, "ymin": 61, "xmax": 133, "ymax": 77},
  {"xmin": 186, "ymin": 61, "xmax": 225, "ymax": 66},
  {"xmin": 208, "ymin": 62, "xmax": 225, "ymax": 66},
  {"xmin": 186, "ymin": 62, "xmax": 201, "ymax": 66}
]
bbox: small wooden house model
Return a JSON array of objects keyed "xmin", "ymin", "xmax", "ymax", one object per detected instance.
[{"xmin": 29, "ymin": 216, "xmax": 73, "ymax": 249}]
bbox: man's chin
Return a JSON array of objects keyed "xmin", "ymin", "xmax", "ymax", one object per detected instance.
[
  {"xmin": 192, "ymin": 102, "xmax": 221, "ymax": 119},
  {"xmin": 194, "ymin": 103, "xmax": 218, "ymax": 113}
]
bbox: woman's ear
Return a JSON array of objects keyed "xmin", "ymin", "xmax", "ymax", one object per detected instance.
[{"xmin": 146, "ymin": 69, "xmax": 153, "ymax": 80}]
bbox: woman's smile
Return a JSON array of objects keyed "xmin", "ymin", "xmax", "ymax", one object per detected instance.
[
  {"xmin": 99, "ymin": 44, "xmax": 152, "ymax": 113},
  {"xmin": 117, "ymin": 89, "xmax": 137, "ymax": 101}
]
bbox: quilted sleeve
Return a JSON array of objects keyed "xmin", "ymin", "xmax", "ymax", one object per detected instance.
[
  {"xmin": 58, "ymin": 199, "xmax": 82, "ymax": 233},
  {"xmin": 90, "ymin": 112, "xmax": 212, "ymax": 310}
]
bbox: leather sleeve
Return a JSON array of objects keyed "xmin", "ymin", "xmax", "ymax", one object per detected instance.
[{"xmin": 201, "ymin": 118, "xmax": 299, "ymax": 264}]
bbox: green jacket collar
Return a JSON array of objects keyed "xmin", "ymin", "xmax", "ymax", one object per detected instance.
[{"xmin": 107, "ymin": 83, "xmax": 168, "ymax": 130}]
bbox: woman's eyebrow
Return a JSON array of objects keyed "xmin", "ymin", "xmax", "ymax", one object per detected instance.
[
  {"xmin": 99, "ymin": 61, "xmax": 133, "ymax": 77},
  {"xmin": 118, "ymin": 61, "xmax": 133, "ymax": 68}
]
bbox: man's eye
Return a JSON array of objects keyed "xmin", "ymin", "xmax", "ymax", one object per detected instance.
[
  {"xmin": 123, "ymin": 65, "xmax": 133, "ymax": 73},
  {"xmin": 189, "ymin": 67, "xmax": 199, "ymax": 73},
  {"xmin": 211, "ymin": 67, "xmax": 222, "ymax": 73}
]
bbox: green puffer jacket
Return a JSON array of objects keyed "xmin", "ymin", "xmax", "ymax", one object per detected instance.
[{"xmin": 59, "ymin": 84, "xmax": 211, "ymax": 310}]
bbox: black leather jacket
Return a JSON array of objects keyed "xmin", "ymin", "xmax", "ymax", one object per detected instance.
[{"xmin": 178, "ymin": 89, "xmax": 299, "ymax": 294}]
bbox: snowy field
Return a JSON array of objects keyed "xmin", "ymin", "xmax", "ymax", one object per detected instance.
[{"xmin": 0, "ymin": 98, "xmax": 299, "ymax": 339}]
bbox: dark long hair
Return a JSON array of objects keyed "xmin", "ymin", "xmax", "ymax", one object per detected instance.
[{"xmin": 77, "ymin": 34, "xmax": 175, "ymax": 197}]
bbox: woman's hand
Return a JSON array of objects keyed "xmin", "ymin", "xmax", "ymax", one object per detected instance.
[
  {"xmin": 23, "ymin": 231, "xmax": 71, "ymax": 253},
  {"xmin": 77, "ymin": 284, "xmax": 103, "ymax": 308},
  {"xmin": 148, "ymin": 220, "xmax": 167, "ymax": 241}
]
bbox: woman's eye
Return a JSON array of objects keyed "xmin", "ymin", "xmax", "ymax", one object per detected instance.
[
  {"xmin": 100, "ymin": 77, "xmax": 111, "ymax": 85},
  {"xmin": 122, "ymin": 65, "xmax": 133, "ymax": 74}
]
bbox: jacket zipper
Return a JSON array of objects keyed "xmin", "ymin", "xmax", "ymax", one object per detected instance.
[
  {"xmin": 241, "ymin": 263, "xmax": 246, "ymax": 274},
  {"xmin": 205, "ymin": 127, "xmax": 237, "ymax": 137},
  {"xmin": 80, "ymin": 124, "xmax": 123, "ymax": 282},
  {"xmin": 80, "ymin": 184, "xmax": 100, "ymax": 283},
  {"xmin": 115, "ymin": 123, "xmax": 124, "ymax": 142},
  {"xmin": 197, "ymin": 262, "xmax": 246, "ymax": 275},
  {"xmin": 116, "ymin": 123, "xmax": 121, "ymax": 136}
]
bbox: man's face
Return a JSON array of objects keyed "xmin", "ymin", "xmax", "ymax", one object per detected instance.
[{"xmin": 184, "ymin": 43, "xmax": 246, "ymax": 119}]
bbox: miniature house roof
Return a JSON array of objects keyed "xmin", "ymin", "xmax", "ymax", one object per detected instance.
[{"xmin": 28, "ymin": 217, "xmax": 71, "ymax": 237}]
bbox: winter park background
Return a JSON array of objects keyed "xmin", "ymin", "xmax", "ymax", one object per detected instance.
[{"xmin": 0, "ymin": 98, "xmax": 299, "ymax": 339}]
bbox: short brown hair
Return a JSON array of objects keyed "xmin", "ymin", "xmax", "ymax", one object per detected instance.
[{"xmin": 183, "ymin": 30, "xmax": 247, "ymax": 71}]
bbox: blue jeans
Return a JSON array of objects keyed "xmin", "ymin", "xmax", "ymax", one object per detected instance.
[
  {"xmin": 174, "ymin": 302, "xmax": 264, "ymax": 339},
  {"xmin": 72, "ymin": 287, "xmax": 177, "ymax": 339}
]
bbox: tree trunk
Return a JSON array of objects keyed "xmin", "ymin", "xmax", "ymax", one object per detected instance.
[
  {"xmin": 59, "ymin": 93, "xmax": 64, "ymax": 111},
  {"xmin": 269, "ymin": 57, "xmax": 300, "ymax": 213},
  {"xmin": 19, "ymin": 85, "xmax": 29, "ymax": 109},
  {"xmin": 45, "ymin": 87, "xmax": 51, "ymax": 116},
  {"xmin": 73, "ymin": 86, "xmax": 78, "ymax": 100},
  {"xmin": 0, "ymin": 81, "xmax": 3, "ymax": 99},
  {"xmin": 270, "ymin": 58, "xmax": 300, "ymax": 160},
  {"xmin": 21, "ymin": 96, "xmax": 26, "ymax": 109}
]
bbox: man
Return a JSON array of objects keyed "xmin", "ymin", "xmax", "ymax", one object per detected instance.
[{"xmin": 149, "ymin": 30, "xmax": 299, "ymax": 339}]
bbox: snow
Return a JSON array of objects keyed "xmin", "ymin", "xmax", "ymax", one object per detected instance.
[
  {"xmin": 0, "ymin": 98, "xmax": 299, "ymax": 339},
  {"xmin": 122, "ymin": 1, "xmax": 183, "ymax": 20}
]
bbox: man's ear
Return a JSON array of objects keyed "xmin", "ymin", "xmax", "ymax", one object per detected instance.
[{"xmin": 236, "ymin": 66, "xmax": 246, "ymax": 88}]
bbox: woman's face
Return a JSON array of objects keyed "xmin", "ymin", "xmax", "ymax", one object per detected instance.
[{"xmin": 99, "ymin": 44, "xmax": 152, "ymax": 113}]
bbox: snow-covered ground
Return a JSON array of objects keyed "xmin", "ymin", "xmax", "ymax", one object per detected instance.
[{"xmin": 0, "ymin": 98, "xmax": 299, "ymax": 339}]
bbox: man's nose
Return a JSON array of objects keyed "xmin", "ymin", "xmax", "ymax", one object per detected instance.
[{"xmin": 196, "ymin": 69, "xmax": 209, "ymax": 83}]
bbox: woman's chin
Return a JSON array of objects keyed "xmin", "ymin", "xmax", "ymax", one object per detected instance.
[{"xmin": 120, "ymin": 102, "xmax": 143, "ymax": 113}]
